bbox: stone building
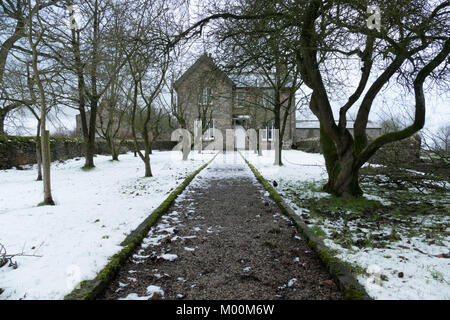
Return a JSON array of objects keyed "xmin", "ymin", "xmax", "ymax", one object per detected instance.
[{"xmin": 173, "ymin": 53, "xmax": 296, "ymax": 150}]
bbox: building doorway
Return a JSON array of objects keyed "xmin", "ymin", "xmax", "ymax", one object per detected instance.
[{"xmin": 234, "ymin": 119, "xmax": 246, "ymax": 150}]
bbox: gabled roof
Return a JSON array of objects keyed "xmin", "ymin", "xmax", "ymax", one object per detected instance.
[{"xmin": 174, "ymin": 53, "xmax": 235, "ymax": 90}]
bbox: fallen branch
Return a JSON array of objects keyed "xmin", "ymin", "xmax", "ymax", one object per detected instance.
[{"xmin": 0, "ymin": 242, "xmax": 43, "ymax": 270}]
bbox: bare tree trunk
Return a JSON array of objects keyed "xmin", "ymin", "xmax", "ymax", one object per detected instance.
[
  {"xmin": 83, "ymin": 100, "xmax": 97, "ymax": 168},
  {"xmin": 84, "ymin": 141, "xmax": 95, "ymax": 168},
  {"xmin": 320, "ymin": 126, "xmax": 363, "ymax": 197},
  {"xmin": 273, "ymin": 103, "xmax": 283, "ymax": 166},
  {"xmin": 0, "ymin": 110, "xmax": 5, "ymax": 135},
  {"xmin": 41, "ymin": 130, "xmax": 54, "ymax": 204},
  {"xmin": 27, "ymin": 2, "xmax": 54, "ymax": 205},
  {"xmin": 35, "ymin": 121, "xmax": 42, "ymax": 181},
  {"xmin": 144, "ymin": 153, "xmax": 152, "ymax": 177},
  {"xmin": 83, "ymin": 98, "xmax": 99, "ymax": 169},
  {"xmin": 106, "ymin": 137, "xmax": 119, "ymax": 161},
  {"xmin": 273, "ymin": 128, "xmax": 280, "ymax": 166},
  {"xmin": 258, "ymin": 129, "xmax": 263, "ymax": 156},
  {"xmin": 111, "ymin": 150, "xmax": 119, "ymax": 161},
  {"xmin": 111, "ymin": 146, "xmax": 119, "ymax": 161}
]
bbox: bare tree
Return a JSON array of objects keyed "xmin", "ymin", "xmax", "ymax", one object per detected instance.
[
  {"xmin": 124, "ymin": 0, "xmax": 174, "ymax": 176},
  {"xmin": 295, "ymin": 0, "xmax": 449, "ymax": 197},
  {"xmin": 215, "ymin": 8, "xmax": 302, "ymax": 164},
  {"xmin": 26, "ymin": 0, "xmax": 55, "ymax": 205},
  {"xmin": 35, "ymin": 0, "xmax": 139, "ymax": 169},
  {"xmin": 128, "ymin": 50, "xmax": 169, "ymax": 176},
  {"xmin": 0, "ymin": 0, "xmax": 56, "ymax": 134},
  {"xmin": 96, "ymin": 25, "xmax": 132, "ymax": 161}
]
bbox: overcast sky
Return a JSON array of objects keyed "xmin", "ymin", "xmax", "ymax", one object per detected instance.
[{"xmin": 4, "ymin": 0, "xmax": 449, "ymax": 140}]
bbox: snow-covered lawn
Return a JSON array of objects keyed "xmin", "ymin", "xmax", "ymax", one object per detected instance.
[
  {"xmin": 241, "ymin": 150, "xmax": 450, "ymax": 300},
  {"xmin": 0, "ymin": 150, "xmax": 215, "ymax": 300}
]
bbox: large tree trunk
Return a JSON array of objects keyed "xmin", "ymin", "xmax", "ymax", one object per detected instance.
[
  {"xmin": 320, "ymin": 126, "xmax": 363, "ymax": 197},
  {"xmin": 273, "ymin": 107, "xmax": 282, "ymax": 166},
  {"xmin": 84, "ymin": 139, "xmax": 96, "ymax": 168},
  {"xmin": 322, "ymin": 156, "xmax": 363, "ymax": 198},
  {"xmin": 83, "ymin": 98, "xmax": 98, "ymax": 169}
]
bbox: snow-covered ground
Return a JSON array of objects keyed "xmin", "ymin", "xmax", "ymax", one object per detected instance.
[
  {"xmin": 241, "ymin": 150, "xmax": 450, "ymax": 300},
  {"xmin": 0, "ymin": 150, "xmax": 215, "ymax": 300}
]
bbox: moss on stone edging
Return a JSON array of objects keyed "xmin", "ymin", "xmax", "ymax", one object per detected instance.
[
  {"xmin": 238, "ymin": 152, "xmax": 371, "ymax": 300},
  {"xmin": 64, "ymin": 152, "xmax": 219, "ymax": 300}
]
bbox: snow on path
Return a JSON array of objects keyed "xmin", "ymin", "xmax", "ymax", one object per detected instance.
[{"xmin": 0, "ymin": 151, "xmax": 214, "ymax": 300}]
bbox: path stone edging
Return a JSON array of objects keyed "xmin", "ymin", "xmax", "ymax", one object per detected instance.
[
  {"xmin": 64, "ymin": 153, "xmax": 218, "ymax": 300},
  {"xmin": 239, "ymin": 152, "xmax": 372, "ymax": 300}
]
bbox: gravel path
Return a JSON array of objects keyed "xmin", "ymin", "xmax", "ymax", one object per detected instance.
[{"xmin": 100, "ymin": 152, "xmax": 343, "ymax": 300}]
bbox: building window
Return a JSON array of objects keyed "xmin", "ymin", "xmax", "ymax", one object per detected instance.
[
  {"xmin": 262, "ymin": 122, "xmax": 274, "ymax": 141},
  {"xmin": 205, "ymin": 119, "xmax": 215, "ymax": 140},
  {"xmin": 199, "ymin": 87, "xmax": 213, "ymax": 106},
  {"xmin": 236, "ymin": 93, "xmax": 244, "ymax": 108}
]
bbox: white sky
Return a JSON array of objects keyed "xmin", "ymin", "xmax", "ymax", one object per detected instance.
[{"xmin": 4, "ymin": 0, "xmax": 449, "ymax": 138}]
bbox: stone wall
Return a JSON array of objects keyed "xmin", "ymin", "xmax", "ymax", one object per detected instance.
[
  {"xmin": 370, "ymin": 135, "xmax": 421, "ymax": 166},
  {"xmin": 294, "ymin": 138, "xmax": 322, "ymax": 153},
  {"xmin": 294, "ymin": 135, "xmax": 421, "ymax": 166},
  {"xmin": 0, "ymin": 136, "xmax": 177, "ymax": 169}
]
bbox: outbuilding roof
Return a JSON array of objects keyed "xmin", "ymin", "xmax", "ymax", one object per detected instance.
[{"xmin": 296, "ymin": 120, "xmax": 381, "ymax": 129}]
